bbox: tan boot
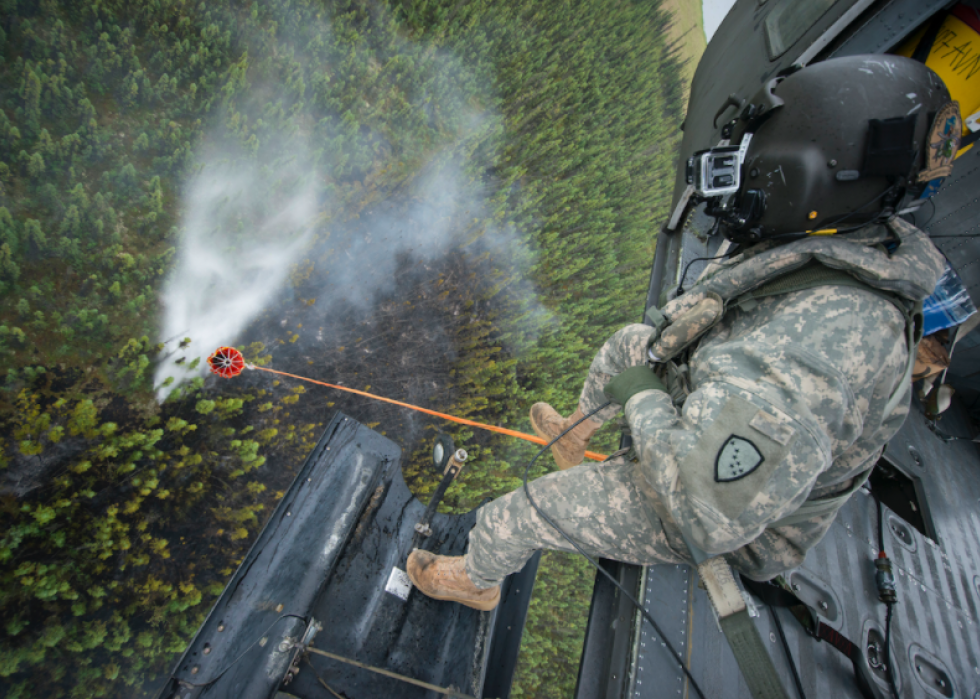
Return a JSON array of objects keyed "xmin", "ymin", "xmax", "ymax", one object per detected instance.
[
  {"xmin": 406, "ymin": 550, "xmax": 501, "ymax": 611},
  {"xmin": 529, "ymin": 404, "xmax": 601, "ymax": 470}
]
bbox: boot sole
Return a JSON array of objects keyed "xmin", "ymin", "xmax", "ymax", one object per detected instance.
[{"xmin": 406, "ymin": 566, "xmax": 501, "ymax": 611}]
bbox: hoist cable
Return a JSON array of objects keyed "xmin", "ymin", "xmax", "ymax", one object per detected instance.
[{"xmin": 245, "ymin": 364, "xmax": 608, "ymax": 462}]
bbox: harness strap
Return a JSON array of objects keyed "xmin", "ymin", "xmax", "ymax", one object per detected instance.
[
  {"xmin": 768, "ymin": 468, "xmax": 872, "ymax": 528},
  {"xmin": 698, "ymin": 558, "xmax": 792, "ymax": 699},
  {"xmin": 740, "ymin": 576, "xmax": 883, "ymax": 699}
]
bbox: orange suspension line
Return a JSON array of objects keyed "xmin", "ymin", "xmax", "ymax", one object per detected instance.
[{"xmin": 248, "ymin": 364, "xmax": 608, "ymax": 462}]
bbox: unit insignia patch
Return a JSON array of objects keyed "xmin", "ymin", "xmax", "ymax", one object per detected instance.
[
  {"xmin": 918, "ymin": 101, "xmax": 962, "ymax": 182},
  {"xmin": 715, "ymin": 435, "xmax": 764, "ymax": 482}
]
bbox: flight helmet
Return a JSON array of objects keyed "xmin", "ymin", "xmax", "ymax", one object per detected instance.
[{"xmin": 689, "ymin": 54, "xmax": 961, "ymax": 243}]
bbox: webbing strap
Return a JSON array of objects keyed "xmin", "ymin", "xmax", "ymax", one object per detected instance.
[
  {"xmin": 740, "ymin": 577, "xmax": 882, "ymax": 699},
  {"xmin": 768, "ymin": 468, "xmax": 872, "ymax": 528},
  {"xmin": 720, "ymin": 611, "xmax": 793, "ymax": 699},
  {"xmin": 737, "ymin": 261, "xmax": 910, "ymax": 315},
  {"xmin": 816, "ymin": 623, "xmax": 857, "ymax": 659},
  {"xmin": 644, "ymin": 305, "xmax": 669, "ymax": 331},
  {"xmin": 699, "ymin": 559, "xmax": 791, "ymax": 699}
]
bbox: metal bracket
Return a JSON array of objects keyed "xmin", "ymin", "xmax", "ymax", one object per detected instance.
[{"xmin": 283, "ymin": 617, "xmax": 322, "ymax": 686}]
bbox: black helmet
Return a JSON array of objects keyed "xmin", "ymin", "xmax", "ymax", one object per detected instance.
[{"xmin": 690, "ymin": 54, "xmax": 961, "ymax": 243}]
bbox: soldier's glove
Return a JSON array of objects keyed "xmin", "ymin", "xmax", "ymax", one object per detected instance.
[{"xmin": 603, "ymin": 365, "xmax": 666, "ymax": 407}]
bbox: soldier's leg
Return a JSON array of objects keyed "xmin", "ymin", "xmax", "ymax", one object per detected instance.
[
  {"xmin": 465, "ymin": 456, "xmax": 688, "ymax": 588},
  {"xmin": 579, "ymin": 323, "xmax": 657, "ymax": 422}
]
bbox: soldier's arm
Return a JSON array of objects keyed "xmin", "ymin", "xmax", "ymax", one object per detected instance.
[{"xmin": 624, "ymin": 381, "xmax": 833, "ymax": 560}]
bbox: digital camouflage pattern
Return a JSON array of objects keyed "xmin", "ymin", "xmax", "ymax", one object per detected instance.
[
  {"xmin": 648, "ymin": 291, "xmax": 723, "ymax": 362},
  {"xmin": 466, "ymin": 456, "xmax": 689, "ymax": 589},
  {"xmin": 465, "ymin": 219, "xmax": 945, "ymax": 586}
]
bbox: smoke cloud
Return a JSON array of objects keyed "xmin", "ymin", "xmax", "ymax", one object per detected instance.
[
  {"xmin": 154, "ymin": 151, "xmax": 317, "ymax": 399},
  {"xmin": 154, "ymin": 9, "xmax": 546, "ymax": 416}
]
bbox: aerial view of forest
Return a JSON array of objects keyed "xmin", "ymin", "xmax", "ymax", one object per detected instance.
[{"xmin": 0, "ymin": 0, "xmax": 696, "ymax": 696}]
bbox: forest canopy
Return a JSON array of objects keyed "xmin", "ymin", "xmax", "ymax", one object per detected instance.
[{"xmin": 0, "ymin": 0, "xmax": 691, "ymax": 697}]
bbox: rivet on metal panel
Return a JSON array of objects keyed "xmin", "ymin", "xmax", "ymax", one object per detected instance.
[
  {"xmin": 770, "ymin": 632, "xmax": 776, "ymax": 643},
  {"xmin": 907, "ymin": 445, "xmax": 922, "ymax": 467},
  {"xmin": 191, "ymin": 666, "xmax": 199, "ymax": 675},
  {"xmin": 276, "ymin": 604, "xmax": 284, "ymax": 612}
]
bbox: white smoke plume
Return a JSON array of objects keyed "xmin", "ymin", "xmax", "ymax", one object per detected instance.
[
  {"xmin": 154, "ymin": 10, "xmax": 546, "ymax": 404},
  {"xmin": 154, "ymin": 154, "xmax": 316, "ymax": 399}
]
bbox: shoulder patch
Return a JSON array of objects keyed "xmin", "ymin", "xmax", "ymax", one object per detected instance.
[
  {"xmin": 918, "ymin": 101, "xmax": 962, "ymax": 182},
  {"xmin": 715, "ymin": 435, "xmax": 764, "ymax": 482}
]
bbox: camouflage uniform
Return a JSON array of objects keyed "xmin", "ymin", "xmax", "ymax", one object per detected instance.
[{"xmin": 465, "ymin": 219, "xmax": 945, "ymax": 587}]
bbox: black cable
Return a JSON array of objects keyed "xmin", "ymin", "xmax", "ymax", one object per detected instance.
[
  {"xmin": 884, "ymin": 604, "xmax": 899, "ymax": 699},
  {"xmin": 677, "ymin": 248, "xmax": 735, "ymax": 296},
  {"xmin": 770, "ymin": 605, "xmax": 806, "ymax": 699},
  {"xmin": 184, "ymin": 614, "xmax": 309, "ymax": 686},
  {"xmin": 873, "ymin": 490, "xmax": 901, "ymax": 699},
  {"xmin": 521, "ymin": 402, "xmax": 707, "ymax": 699},
  {"xmin": 875, "ymin": 487, "xmax": 886, "ymax": 554},
  {"xmin": 917, "ymin": 197, "xmax": 938, "ymax": 230}
]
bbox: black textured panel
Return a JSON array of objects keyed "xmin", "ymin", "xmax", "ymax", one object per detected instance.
[
  {"xmin": 287, "ymin": 446, "xmax": 491, "ymax": 699},
  {"xmin": 156, "ymin": 414, "xmax": 514, "ymax": 699},
  {"xmin": 156, "ymin": 413, "xmax": 401, "ymax": 699}
]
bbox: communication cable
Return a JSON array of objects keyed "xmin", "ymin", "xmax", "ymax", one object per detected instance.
[{"xmin": 872, "ymin": 488, "xmax": 902, "ymax": 699}]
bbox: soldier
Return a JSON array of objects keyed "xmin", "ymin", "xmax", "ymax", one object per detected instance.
[{"xmin": 407, "ymin": 55, "xmax": 959, "ymax": 611}]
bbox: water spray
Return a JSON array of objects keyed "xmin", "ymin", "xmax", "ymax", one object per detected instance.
[{"xmin": 205, "ymin": 346, "xmax": 608, "ymax": 461}]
